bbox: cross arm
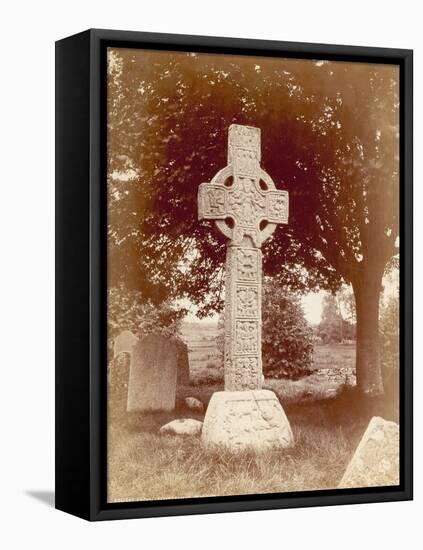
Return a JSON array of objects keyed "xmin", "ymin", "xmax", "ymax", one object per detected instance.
[
  {"xmin": 198, "ymin": 182, "xmax": 229, "ymax": 221},
  {"xmin": 263, "ymin": 189, "xmax": 289, "ymax": 225}
]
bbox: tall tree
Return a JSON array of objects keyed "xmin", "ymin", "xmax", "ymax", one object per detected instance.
[{"xmin": 107, "ymin": 49, "xmax": 399, "ymax": 396}]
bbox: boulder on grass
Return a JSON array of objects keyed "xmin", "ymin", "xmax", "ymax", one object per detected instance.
[
  {"xmin": 184, "ymin": 397, "xmax": 204, "ymax": 412},
  {"xmin": 159, "ymin": 419, "xmax": 203, "ymax": 436},
  {"xmin": 339, "ymin": 416, "xmax": 399, "ymax": 488}
]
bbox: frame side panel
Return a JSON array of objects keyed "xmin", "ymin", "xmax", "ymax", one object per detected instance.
[
  {"xmin": 55, "ymin": 31, "xmax": 91, "ymax": 520},
  {"xmin": 400, "ymin": 50, "xmax": 413, "ymax": 499}
]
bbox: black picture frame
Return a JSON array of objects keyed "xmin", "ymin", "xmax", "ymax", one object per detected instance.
[{"xmin": 55, "ymin": 28, "xmax": 413, "ymax": 521}]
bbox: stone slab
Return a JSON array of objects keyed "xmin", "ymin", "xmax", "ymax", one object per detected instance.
[
  {"xmin": 339, "ymin": 416, "xmax": 399, "ymax": 488},
  {"xmin": 201, "ymin": 389, "xmax": 294, "ymax": 451},
  {"xmin": 113, "ymin": 329, "xmax": 138, "ymax": 358},
  {"xmin": 173, "ymin": 337, "xmax": 190, "ymax": 385},
  {"xmin": 127, "ymin": 334, "xmax": 177, "ymax": 412}
]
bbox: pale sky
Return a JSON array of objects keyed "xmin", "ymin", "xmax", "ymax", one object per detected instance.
[{"xmin": 301, "ymin": 291, "xmax": 326, "ymax": 325}]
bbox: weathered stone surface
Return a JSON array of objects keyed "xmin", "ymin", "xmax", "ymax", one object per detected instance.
[
  {"xmin": 198, "ymin": 125, "xmax": 289, "ymax": 392},
  {"xmin": 339, "ymin": 416, "xmax": 399, "ymax": 488},
  {"xmin": 184, "ymin": 397, "xmax": 204, "ymax": 412},
  {"xmin": 201, "ymin": 390, "xmax": 294, "ymax": 451},
  {"xmin": 159, "ymin": 419, "xmax": 203, "ymax": 436},
  {"xmin": 127, "ymin": 334, "xmax": 177, "ymax": 413},
  {"xmin": 173, "ymin": 337, "xmax": 190, "ymax": 385},
  {"xmin": 197, "ymin": 126, "xmax": 294, "ymax": 453},
  {"xmin": 113, "ymin": 330, "xmax": 138, "ymax": 358}
]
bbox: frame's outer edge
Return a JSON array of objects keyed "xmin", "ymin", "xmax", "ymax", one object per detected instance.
[
  {"xmin": 401, "ymin": 48, "xmax": 413, "ymax": 500},
  {"xmin": 55, "ymin": 30, "xmax": 92, "ymax": 520},
  {"xmin": 56, "ymin": 28, "xmax": 413, "ymax": 521},
  {"xmin": 89, "ymin": 29, "xmax": 105, "ymax": 521},
  {"xmin": 91, "ymin": 28, "xmax": 411, "ymax": 61}
]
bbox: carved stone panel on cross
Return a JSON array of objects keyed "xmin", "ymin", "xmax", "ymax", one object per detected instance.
[{"xmin": 198, "ymin": 126, "xmax": 288, "ymax": 248}]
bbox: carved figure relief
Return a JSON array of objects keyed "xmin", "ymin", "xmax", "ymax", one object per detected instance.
[
  {"xmin": 235, "ymin": 357, "xmax": 259, "ymax": 389},
  {"xmin": 267, "ymin": 192, "xmax": 288, "ymax": 222},
  {"xmin": 236, "ymin": 286, "xmax": 258, "ymax": 318},
  {"xmin": 228, "ymin": 178, "xmax": 265, "ymax": 226},
  {"xmin": 205, "ymin": 187, "xmax": 225, "ymax": 215},
  {"xmin": 237, "ymin": 249, "xmax": 259, "ymax": 282},
  {"xmin": 226, "ymin": 359, "xmax": 253, "ymax": 391},
  {"xmin": 233, "ymin": 149, "xmax": 259, "ymax": 177},
  {"xmin": 228, "ymin": 125, "xmax": 261, "ymax": 163},
  {"xmin": 235, "ymin": 321, "xmax": 258, "ymax": 354}
]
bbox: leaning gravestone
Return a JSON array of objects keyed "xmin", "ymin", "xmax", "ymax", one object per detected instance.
[
  {"xmin": 339, "ymin": 416, "xmax": 399, "ymax": 488},
  {"xmin": 197, "ymin": 124, "xmax": 294, "ymax": 451},
  {"xmin": 127, "ymin": 334, "xmax": 178, "ymax": 412},
  {"xmin": 114, "ymin": 331, "xmax": 189, "ymax": 387},
  {"xmin": 109, "ymin": 330, "xmax": 139, "ymax": 411},
  {"xmin": 113, "ymin": 329, "xmax": 138, "ymax": 358},
  {"xmin": 173, "ymin": 337, "xmax": 190, "ymax": 385}
]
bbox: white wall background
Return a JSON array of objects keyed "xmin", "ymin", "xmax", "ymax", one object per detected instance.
[{"xmin": 0, "ymin": 1, "xmax": 420, "ymax": 548}]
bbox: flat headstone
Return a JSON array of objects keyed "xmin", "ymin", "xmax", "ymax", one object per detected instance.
[
  {"xmin": 159, "ymin": 419, "xmax": 203, "ymax": 436},
  {"xmin": 113, "ymin": 330, "xmax": 138, "ymax": 358},
  {"xmin": 108, "ymin": 352, "xmax": 131, "ymax": 413},
  {"xmin": 339, "ymin": 416, "xmax": 399, "ymax": 488},
  {"xmin": 201, "ymin": 390, "xmax": 294, "ymax": 451},
  {"xmin": 127, "ymin": 334, "xmax": 178, "ymax": 413}
]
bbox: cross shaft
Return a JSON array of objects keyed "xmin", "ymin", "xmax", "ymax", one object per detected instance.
[{"xmin": 198, "ymin": 124, "xmax": 289, "ymax": 390}]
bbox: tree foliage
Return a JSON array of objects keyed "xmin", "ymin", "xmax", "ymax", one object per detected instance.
[
  {"xmin": 107, "ymin": 286, "xmax": 185, "ymax": 343},
  {"xmin": 262, "ymin": 280, "xmax": 314, "ymax": 379},
  {"xmin": 108, "ymin": 50, "xmax": 398, "ymax": 306},
  {"xmin": 107, "ymin": 49, "xmax": 399, "ymax": 395}
]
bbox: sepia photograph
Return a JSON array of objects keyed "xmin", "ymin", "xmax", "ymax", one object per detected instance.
[
  {"xmin": 1, "ymin": 0, "xmax": 419, "ymax": 541},
  {"xmin": 106, "ymin": 46, "xmax": 401, "ymax": 503}
]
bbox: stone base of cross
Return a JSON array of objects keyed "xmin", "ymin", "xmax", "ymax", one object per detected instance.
[{"xmin": 198, "ymin": 124, "xmax": 294, "ymax": 451}]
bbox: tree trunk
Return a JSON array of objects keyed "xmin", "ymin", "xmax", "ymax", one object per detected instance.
[{"xmin": 352, "ymin": 270, "xmax": 384, "ymax": 397}]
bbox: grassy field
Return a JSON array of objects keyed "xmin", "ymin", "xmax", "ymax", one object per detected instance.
[
  {"xmin": 107, "ymin": 335, "xmax": 398, "ymax": 502},
  {"xmin": 179, "ymin": 320, "xmax": 356, "ymax": 386},
  {"xmin": 179, "ymin": 321, "xmax": 222, "ymax": 385}
]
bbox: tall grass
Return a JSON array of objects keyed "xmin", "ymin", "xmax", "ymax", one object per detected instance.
[
  {"xmin": 107, "ymin": 341, "xmax": 398, "ymax": 503},
  {"xmin": 107, "ymin": 385, "xmax": 397, "ymax": 503}
]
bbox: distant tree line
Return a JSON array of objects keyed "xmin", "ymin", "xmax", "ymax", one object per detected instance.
[{"xmin": 316, "ymin": 292, "xmax": 355, "ymax": 344}]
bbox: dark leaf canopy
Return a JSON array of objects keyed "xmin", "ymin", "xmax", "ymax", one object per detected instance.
[{"xmin": 107, "ymin": 49, "xmax": 399, "ymax": 314}]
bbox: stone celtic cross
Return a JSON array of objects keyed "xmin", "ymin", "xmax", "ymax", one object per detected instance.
[{"xmin": 198, "ymin": 124, "xmax": 289, "ymax": 391}]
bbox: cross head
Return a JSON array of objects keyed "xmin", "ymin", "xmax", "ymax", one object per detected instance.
[{"xmin": 198, "ymin": 124, "xmax": 288, "ymax": 248}]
